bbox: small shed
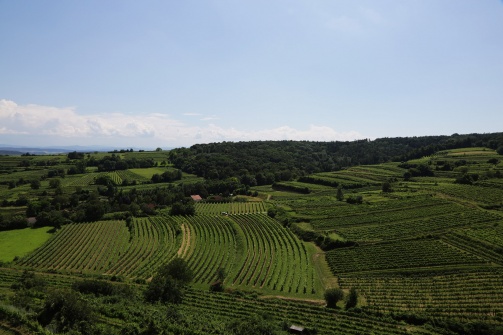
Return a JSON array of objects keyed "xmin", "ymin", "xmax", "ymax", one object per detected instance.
[
  {"xmin": 190, "ymin": 195, "xmax": 202, "ymax": 202},
  {"xmin": 289, "ymin": 325, "xmax": 305, "ymax": 334}
]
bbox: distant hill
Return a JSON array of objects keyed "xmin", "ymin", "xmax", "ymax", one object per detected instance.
[
  {"xmin": 0, "ymin": 145, "xmax": 170, "ymax": 155},
  {"xmin": 169, "ymin": 132, "xmax": 503, "ymax": 182}
]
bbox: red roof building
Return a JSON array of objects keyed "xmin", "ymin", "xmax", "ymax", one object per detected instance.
[{"xmin": 190, "ymin": 195, "xmax": 202, "ymax": 201}]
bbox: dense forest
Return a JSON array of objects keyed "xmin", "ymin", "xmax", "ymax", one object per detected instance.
[{"xmin": 169, "ymin": 132, "xmax": 503, "ymax": 183}]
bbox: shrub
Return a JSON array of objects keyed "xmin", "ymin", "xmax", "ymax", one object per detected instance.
[{"xmin": 324, "ymin": 288, "xmax": 344, "ymax": 308}]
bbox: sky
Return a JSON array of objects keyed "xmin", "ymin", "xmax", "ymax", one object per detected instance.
[{"xmin": 1, "ymin": 0, "xmax": 502, "ymax": 149}]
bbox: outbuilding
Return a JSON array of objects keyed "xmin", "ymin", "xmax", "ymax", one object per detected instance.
[
  {"xmin": 190, "ymin": 195, "xmax": 202, "ymax": 202},
  {"xmin": 289, "ymin": 325, "xmax": 305, "ymax": 334}
]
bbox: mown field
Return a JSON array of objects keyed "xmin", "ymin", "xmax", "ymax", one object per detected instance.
[{"xmin": 1, "ymin": 146, "xmax": 503, "ymax": 334}]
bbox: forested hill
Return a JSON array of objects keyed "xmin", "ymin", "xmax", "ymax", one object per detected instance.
[{"xmin": 169, "ymin": 133, "xmax": 503, "ymax": 181}]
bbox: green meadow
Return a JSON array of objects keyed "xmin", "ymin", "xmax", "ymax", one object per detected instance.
[{"xmin": 0, "ymin": 227, "xmax": 53, "ymax": 262}]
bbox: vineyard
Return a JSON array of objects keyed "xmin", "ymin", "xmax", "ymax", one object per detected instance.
[
  {"xmin": 194, "ymin": 201, "xmax": 266, "ymax": 215},
  {"xmin": 433, "ymin": 183, "xmax": 503, "ymax": 206},
  {"xmin": 2, "ymin": 145, "xmax": 503, "ymax": 334},
  {"xmin": 14, "ymin": 209, "xmax": 322, "ymax": 297},
  {"xmin": 326, "ymin": 239, "xmax": 486, "ymax": 274},
  {"xmin": 0, "ymin": 267, "xmax": 429, "ymax": 335},
  {"xmin": 335, "ymin": 209, "xmax": 501, "ymax": 242},
  {"xmin": 338, "ymin": 268, "xmax": 503, "ymax": 321}
]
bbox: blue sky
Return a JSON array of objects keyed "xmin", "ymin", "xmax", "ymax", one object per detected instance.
[{"xmin": 1, "ymin": 1, "xmax": 502, "ymax": 149}]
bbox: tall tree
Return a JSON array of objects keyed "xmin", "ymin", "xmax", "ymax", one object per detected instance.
[{"xmin": 145, "ymin": 258, "xmax": 193, "ymax": 304}]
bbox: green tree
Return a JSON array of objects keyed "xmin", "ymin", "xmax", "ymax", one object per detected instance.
[
  {"xmin": 49, "ymin": 178, "xmax": 61, "ymax": 189},
  {"xmin": 227, "ymin": 312, "xmax": 277, "ymax": 335},
  {"xmin": 324, "ymin": 288, "xmax": 344, "ymax": 308},
  {"xmin": 145, "ymin": 258, "xmax": 193, "ymax": 304},
  {"xmin": 38, "ymin": 289, "xmax": 94, "ymax": 333},
  {"xmin": 210, "ymin": 267, "xmax": 226, "ymax": 292},
  {"xmin": 336, "ymin": 187, "xmax": 344, "ymax": 201},
  {"xmin": 382, "ymin": 181, "xmax": 392, "ymax": 193},
  {"xmin": 11, "ymin": 270, "xmax": 46, "ymax": 291},
  {"xmin": 345, "ymin": 287, "xmax": 358, "ymax": 309},
  {"xmin": 30, "ymin": 179, "xmax": 41, "ymax": 190}
]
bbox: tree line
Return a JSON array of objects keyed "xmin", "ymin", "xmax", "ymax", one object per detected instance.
[{"xmin": 168, "ymin": 133, "xmax": 503, "ymax": 185}]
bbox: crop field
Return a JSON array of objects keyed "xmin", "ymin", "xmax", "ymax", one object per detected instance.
[
  {"xmin": 17, "ymin": 221, "xmax": 131, "ymax": 274},
  {"xmin": 430, "ymin": 183, "xmax": 503, "ymax": 206},
  {"xmin": 274, "ymin": 180, "xmax": 336, "ymax": 192},
  {"xmin": 0, "ymin": 268, "xmax": 423, "ymax": 335},
  {"xmin": 122, "ymin": 151, "xmax": 171, "ymax": 162},
  {"xmin": 128, "ymin": 167, "xmax": 171, "ymax": 179},
  {"xmin": 195, "ymin": 201, "xmax": 267, "ymax": 215},
  {"xmin": 2, "ymin": 144, "xmax": 503, "ymax": 334},
  {"xmin": 0, "ymin": 168, "xmax": 50, "ymax": 184},
  {"xmin": 228, "ymin": 214, "xmax": 319, "ymax": 295},
  {"xmin": 284, "ymin": 194, "xmax": 468, "ymax": 233},
  {"xmin": 14, "ymin": 210, "xmax": 321, "ymax": 296},
  {"xmin": 441, "ymin": 225, "xmax": 503, "ymax": 265},
  {"xmin": 338, "ymin": 268, "xmax": 503, "ymax": 321},
  {"xmin": 477, "ymin": 178, "xmax": 503, "ymax": 189},
  {"xmin": 61, "ymin": 173, "xmax": 98, "ymax": 187},
  {"xmin": 326, "ymin": 239, "xmax": 486, "ymax": 274},
  {"xmin": 300, "ymin": 163, "xmax": 404, "ymax": 189},
  {"xmin": 181, "ymin": 289, "xmax": 422, "ymax": 335},
  {"xmin": 62, "ymin": 169, "xmax": 160, "ymax": 187},
  {"xmin": 334, "ymin": 208, "xmax": 501, "ymax": 242},
  {"xmin": 301, "ymin": 173, "xmax": 382, "ymax": 188}
]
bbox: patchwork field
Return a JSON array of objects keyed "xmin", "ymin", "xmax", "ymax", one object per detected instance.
[{"xmin": 1, "ymin": 145, "xmax": 503, "ymax": 334}]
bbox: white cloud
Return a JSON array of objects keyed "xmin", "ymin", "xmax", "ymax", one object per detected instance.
[
  {"xmin": 200, "ymin": 116, "xmax": 219, "ymax": 121},
  {"xmin": 0, "ymin": 99, "xmax": 363, "ymax": 147}
]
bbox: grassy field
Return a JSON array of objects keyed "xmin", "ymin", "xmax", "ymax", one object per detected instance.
[{"xmin": 0, "ymin": 227, "xmax": 53, "ymax": 262}]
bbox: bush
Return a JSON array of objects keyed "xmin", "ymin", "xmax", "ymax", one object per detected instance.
[
  {"xmin": 346, "ymin": 195, "xmax": 363, "ymax": 204},
  {"xmin": 38, "ymin": 289, "xmax": 94, "ymax": 333},
  {"xmin": 346, "ymin": 288, "xmax": 358, "ymax": 309},
  {"xmin": 145, "ymin": 258, "xmax": 193, "ymax": 304},
  {"xmin": 324, "ymin": 288, "xmax": 344, "ymax": 308},
  {"xmin": 72, "ymin": 279, "xmax": 117, "ymax": 296}
]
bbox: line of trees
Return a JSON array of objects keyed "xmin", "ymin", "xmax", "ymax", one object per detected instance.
[{"xmin": 169, "ymin": 133, "xmax": 503, "ymax": 183}]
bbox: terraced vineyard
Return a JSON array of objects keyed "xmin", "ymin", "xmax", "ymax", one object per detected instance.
[
  {"xmin": 338, "ymin": 268, "xmax": 503, "ymax": 321},
  {"xmin": 228, "ymin": 214, "xmax": 318, "ymax": 294},
  {"xmin": 63, "ymin": 170, "xmax": 151, "ymax": 187},
  {"xmin": 0, "ymin": 268, "xmax": 427, "ymax": 335},
  {"xmin": 326, "ymin": 239, "xmax": 486, "ymax": 274},
  {"xmin": 2, "ymin": 144, "xmax": 503, "ymax": 334},
  {"xmin": 17, "ymin": 221, "xmax": 131, "ymax": 273},
  {"xmin": 195, "ymin": 201, "xmax": 266, "ymax": 215},
  {"xmin": 14, "ymin": 208, "xmax": 320, "ymax": 296},
  {"xmin": 105, "ymin": 216, "xmax": 181, "ymax": 278},
  {"xmin": 181, "ymin": 289, "xmax": 426, "ymax": 335},
  {"xmin": 429, "ymin": 183, "xmax": 503, "ymax": 206},
  {"xmin": 62, "ymin": 172, "xmax": 98, "ymax": 187},
  {"xmin": 181, "ymin": 215, "xmax": 238, "ymax": 284},
  {"xmin": 335, "ymin": 209, "xmax": 501, "ymax": 242}
]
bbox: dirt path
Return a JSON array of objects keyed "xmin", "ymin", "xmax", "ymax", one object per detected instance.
[
  {"xmin": 259, "ymin": 295, "xmax": 325, "ymax": 306},
  {"xmin": 312, "ymin": 248, "xmax": 339, "ymax": 289},
  {"xmin": 176, "ymin": 224, "xmax": 191, "ymax": 257}
]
